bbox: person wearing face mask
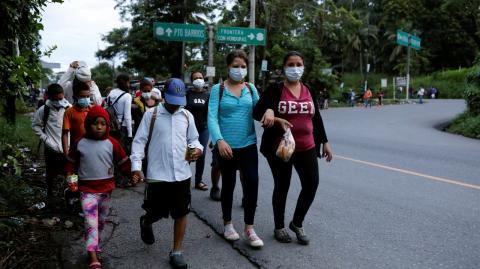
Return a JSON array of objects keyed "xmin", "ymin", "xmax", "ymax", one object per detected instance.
[
  {"xmin": 185, "ymin": 71, "xmax": 211, "ymax": 191},
  {"xmin": 131, "ymin": 78, "xmax": 203, "ymax": 269},
  {"xmin": 32, "ymin": 83, "xmax": 71, "ymax": 199},
  {"xmin": 253, "ymin": 51, "xmax": 333, "ymax": 245},
  {"xmin": 208, "ymin": 49, "xmax": 266, "ymax": 248},
  {"xmin": 58, "ymin": 61, "xmax": 103, "ymax": 105},
  {"xmin": 132, "ymin": 78, "xmax": 159, "ymax": 136},
  {"xmin": 62, "ymin": 81, "xmax": 92, "ymax": 159}
]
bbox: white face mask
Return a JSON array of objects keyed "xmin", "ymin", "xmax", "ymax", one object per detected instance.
[
  {"xmin": 229, "ymin": 67, "xmax": 248, "ymax": 82},
  {"xmin": 284, "ymin": 66, "xmax": 304, "ymax": 82},
  {"xmin": 192, "ymin": 79, "xmax": 205, "ymax": 89},
  {"xmin": 142, "ymin": 92, "xmax": 152, "ymax": 100}
]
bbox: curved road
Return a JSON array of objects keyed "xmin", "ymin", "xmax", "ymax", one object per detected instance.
[
  {"xmin": 63, "ymin": 100, "xmax": 480, "ymax": 269},
  {"xmin": 192, "ymin": 99, "xmax": 480, "ymax": 269}
]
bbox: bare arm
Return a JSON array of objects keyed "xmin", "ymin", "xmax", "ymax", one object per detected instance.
[{"xmin": 62, "ymin": 130, "xmax": 69, "ymax": 158}]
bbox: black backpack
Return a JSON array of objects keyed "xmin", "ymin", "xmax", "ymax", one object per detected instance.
[{"xmin": 106, "ymin": 92, "xmax": 127, "ymax": 137}]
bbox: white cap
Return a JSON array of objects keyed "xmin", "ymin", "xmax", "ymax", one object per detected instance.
[
  {"xmin": 75, "ymin": 61, "xmax": 91, "ymax": 82},
  {"xmin": 151, "ymin": 88, "xmax": 162, "ymax": 100}
]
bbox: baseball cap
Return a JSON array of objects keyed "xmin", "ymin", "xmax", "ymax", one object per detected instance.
[{"xmin": 164, "ymin": 78, "xmax": 186, "ymax": 106}]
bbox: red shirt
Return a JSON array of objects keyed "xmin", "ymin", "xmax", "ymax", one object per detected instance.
[
  {"xmin": 278, "ymin": 84, "xmax": 315, "ymax": 152},
  {"xmin": 63, "ymin": 105, "xmax": 89, "ymax": 148}
]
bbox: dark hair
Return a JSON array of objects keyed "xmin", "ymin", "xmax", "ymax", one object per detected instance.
[
  {"xmin": 139, "ymin": 78, "xmax": 153, "ymax": 90},
  {"xmin": 47, "ymin": 83, "xmax": 64, "ymax": 97},
  {"xmin": 73, "ymin": 81, "xmax": 90, "ymax": 96},
  {"xmin": 116, "ymin": 73, "xmax": 130, "ymax": 90},
  {"xmin": 226, "ymin": 49, "xmax": 248, "ymax": 66},
  {"xmin": 190, "ymin": 71, "xmax": 203, "ymax": 82},
  {"xmin": 283, "ymin": 51, "xmax": 305, "ymax": 66}
]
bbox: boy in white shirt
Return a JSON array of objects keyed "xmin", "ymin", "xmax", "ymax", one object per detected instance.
[
  {"xmin": 131, "ymin": 78, "xmax": 203, "ymax": 269},
  {"xmin": 32, "ymin": 83, "xmax": 71, "ymax": 198}
]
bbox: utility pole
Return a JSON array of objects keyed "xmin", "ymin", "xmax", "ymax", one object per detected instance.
[
  {"xmin": 181, "ymin": 0, "xmax": 187, "ymax": 81},
  {"xmin": 208, "ymin": 24, "xmax": 214, "ymax": 85},
  {"xmin": 248, "ymin": 0, "xmax": 256, "ymax": 84},
  {"xmin": 406, "ymin": 37, "xmax": 411, "ymax": 101}
]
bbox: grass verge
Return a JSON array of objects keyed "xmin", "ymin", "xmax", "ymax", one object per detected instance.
[{"xmin": 446, "ymin": 112, "xmax": 480, "ymax": 139}]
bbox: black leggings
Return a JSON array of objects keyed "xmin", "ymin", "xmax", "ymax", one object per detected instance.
[
  {"xmin": 218, "ymin": 144, "xmax": 258, "ymax": 225},
  {"xmin": 266, "ymin": 148, "xmax": 319, "ymax": 229}
]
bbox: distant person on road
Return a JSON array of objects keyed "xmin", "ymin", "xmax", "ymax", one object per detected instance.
[
  {"xmin": 207, "ymin": 49, "xmax": 264, "ymax": 248},
  {"xmin": 185, "ymin": 71, "xmax": 210, "ymax": 191},
  {"xmin": 253, "ymin": 51, "xmax": 333, "ymax": 245},
  {"xmin": 363, "ymin": 88, "xmax": 372, "ymax": 108},
  {"xmin": 131, "ymin": 78, "xmax": 203, "ymax": 269},
  {"xmin": 430, "ymin": 87, "xmax": 438, "ymax": 99},
  {"xmin": 349, "ymin": 88, "xmax": 356, "ymax": 107},
  {"xmin": 418, "ymin": 87, "xmax": 425, "ymax": 104},
  {"xmin": 131, "ymin": 78, "xmax": 159, "ymax": 136},
  {"xmin": 322, "ymin": 88, "xmax": 329, "ymax": 109},
  {"xmin": 62, "ymin": 81, "xmax": 92, "ymax": 158},
  {"xmin": 58, "ymin": 61, "xmax": 103, "ymax": 105},
  {"xmin": 377, "ymin": 89, "xmax": 384, "ymax": 106},
  {"xmin": 32, "ymin": 83, "xmax": 71, "ymax": 199},
  {"xmin": 65, "ymin": 106, "xmax": 131, "ymax": 269}
]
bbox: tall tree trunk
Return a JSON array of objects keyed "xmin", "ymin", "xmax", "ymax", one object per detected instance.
[
  {"xmin": 4, "ymin": 42, "xmax": 16, "ymax": 124},
  {"xmin": 359, "ymin": 51, "xmax": 364, "ymax": 78},
  {"xmin": 5, "ymin": 88, "xmax": 16, "ymax": 124}
]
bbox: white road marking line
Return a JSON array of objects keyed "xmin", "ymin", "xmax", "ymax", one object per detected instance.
[{"xmin": 336, "ymin": 155, "xmax": 480, "ymax": 191}]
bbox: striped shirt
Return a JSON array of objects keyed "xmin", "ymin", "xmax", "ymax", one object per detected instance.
[{"xmin": 208, "ymin": 83, "xmax": 259, "ymax": 149}]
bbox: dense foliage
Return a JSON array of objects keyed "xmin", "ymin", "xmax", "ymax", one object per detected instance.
[
  {"xmin": 447, "ymin": 55, "xmax": 480, "ymax": 139},
  {"xmin": 98, "ymin": 0, "xmax": 480, "ymax": 83},
  {"xmin": 0, "ymin": 0, "xmax": 62, "ymax": 123}
]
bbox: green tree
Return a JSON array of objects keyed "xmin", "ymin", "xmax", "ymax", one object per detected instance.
[
  {"xmin": 97, "ymin": 0, "xmax": 224, "ymax": 78},
  {"xmin": 0, "ymin": 0, "xmax": 62, "ymax": 123},
  {"xmin": 91, "ymin": 62, "xmax": 116, "ymax": 95}
]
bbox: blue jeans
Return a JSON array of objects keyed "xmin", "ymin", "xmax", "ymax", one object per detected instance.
[
  {"xmin": 195, "ymin": 128, "xmax": 210, "ymax": 184},
  {"xmin": 364, "ymin": 98, "xmax": 371, "ymax": 108}
]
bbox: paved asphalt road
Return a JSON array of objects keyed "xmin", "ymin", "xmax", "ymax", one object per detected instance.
[{"xmin": 64, "ymin": 100, "xmax": 480, "ymax": 269}]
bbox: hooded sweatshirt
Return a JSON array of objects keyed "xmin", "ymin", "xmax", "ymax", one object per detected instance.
[
  {"xmin": 65, "ymin": 106, "xmax": 131, "ymax": 193},
  {"xmin": 32, "ymin": 99, "xmax": 71, "ymax": 153}
]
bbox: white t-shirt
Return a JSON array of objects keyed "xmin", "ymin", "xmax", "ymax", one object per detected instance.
[{"xmin": 107, "ymin": 88, "xmax": 133, "ymax": 137}]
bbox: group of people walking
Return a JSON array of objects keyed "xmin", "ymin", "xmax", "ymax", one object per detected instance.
[{"xmin": 32, "ymin": 49, "xmax": 333, "ymax": 269}]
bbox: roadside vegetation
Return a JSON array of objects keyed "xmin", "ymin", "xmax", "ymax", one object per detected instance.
[
  {"xmin": 447, "ymin": 58, "xmax": 480, "ymax": 139},
  {"xmin": 0, "ymin": 114, "xmax": 80, "ymax": 268}
]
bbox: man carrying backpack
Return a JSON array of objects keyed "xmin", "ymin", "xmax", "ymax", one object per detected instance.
[
  {"xmin": 106, "ymin": 74, "xmax": 133, "ymax": 154},
  {"xmin": 32, "ymin": 83, "xmax": 71, "ymax": 199}
]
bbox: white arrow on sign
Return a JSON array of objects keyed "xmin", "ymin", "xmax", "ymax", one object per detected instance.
[
  {"xmin": 248, "ymin": 33, "xmax": 255, "ymax": 40},
  {"xmin": 166, "ymin": 28, "xmax": 173, "ymax": 36}
]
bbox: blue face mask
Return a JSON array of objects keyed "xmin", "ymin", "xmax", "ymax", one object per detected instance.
[
  {"xmin": 77, "ymin": 97, "xmax": 90, "ymax": 108},
  {"xmin": 284, "ymin": 66, "xmax": 304, "ymax": 82},
  {"xmin": 229, "ymin": 67, "xmax": 247, "ymax": 82}
]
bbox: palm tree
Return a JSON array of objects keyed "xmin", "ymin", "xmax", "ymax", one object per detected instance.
[{"xmin": 344, "ymin": 22, "xmax": 378, "ymax": 78}]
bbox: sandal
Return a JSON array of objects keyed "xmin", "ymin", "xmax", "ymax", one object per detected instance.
[
  {"xmin": 89, "ymin": 261, "xmax": 102, "ymax": 269},
  {"xmin": 195, "ymin": 182, "xmax": 209, "ymax": 191}
]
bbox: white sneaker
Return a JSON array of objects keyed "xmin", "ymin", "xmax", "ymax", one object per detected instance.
[
  {"xmin": 245, "ymin": 228, "xmax": 264, "ymax": 248},
  {"xmin": 224, "ymin": 224, "xmax": 240, "ymax": 241}
]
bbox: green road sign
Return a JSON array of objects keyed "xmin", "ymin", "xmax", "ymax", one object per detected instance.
[
  {"xmin": 397, "ymin": 30, "xmax": 421, "ymax": 50},
  {"xmin": 216, "ymin": 26, "xmax": 266, "ymax": 46},
  {"xmin": 154, "ymin": 22, "xmax": 205, "ymax": 42}
]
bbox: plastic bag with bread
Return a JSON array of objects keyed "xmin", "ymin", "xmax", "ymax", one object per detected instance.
[{"xmin": 276, "ymin": 128, "xmax": 295, "ymax": 162}]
